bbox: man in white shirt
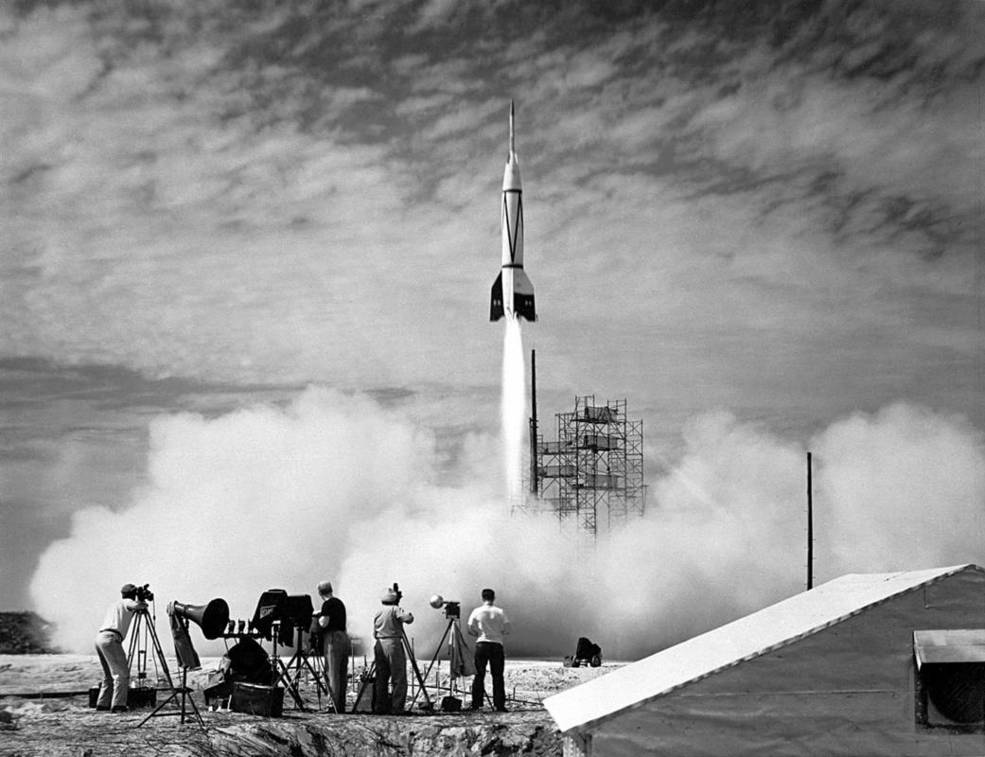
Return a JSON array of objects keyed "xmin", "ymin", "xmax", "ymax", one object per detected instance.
[
  {"xmin": 94, "ymin": 583, "xmax": 147, "ymax": 712},
  {"xmin": 466, "ymin": 588, "xmax": 511, "ymax": 712}
]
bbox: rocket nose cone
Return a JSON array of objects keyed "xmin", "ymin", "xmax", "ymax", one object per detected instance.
[
  {"xmin": 508, "ymin": 101, "xmax": 516, "ymax": 157},
  {"xmin": 503, "ymin": 161, "xmax": 521, "ymax": 188}
]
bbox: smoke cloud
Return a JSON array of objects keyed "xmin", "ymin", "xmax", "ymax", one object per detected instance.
[
  {"xmin": 813, "ymin": 403, "xmax": 985, "ymax": 573},
  {"xmin": 30, "ymin": 390, "xmax": 985, "ymax": 659}
]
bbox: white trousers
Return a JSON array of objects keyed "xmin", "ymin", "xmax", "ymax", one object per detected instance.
[{"xmin": 95, "ymin": 630, "xmax": 129, "ymax": 709}]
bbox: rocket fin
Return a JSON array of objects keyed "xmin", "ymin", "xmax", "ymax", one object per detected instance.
[
  {"xmin": 490, "ymin": 272, "xmax": 505, "ymax": 321},
  {"xmin": 512, "ymin": 269, "xmax": 536, "ymax": 322}
]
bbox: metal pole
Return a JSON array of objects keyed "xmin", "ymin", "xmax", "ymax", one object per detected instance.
[
  {"xmin": 807, "ymin": 451, "xmax": 813, "ymax": 590},
  {"xmin": 529, "ymin": 349, "xmax": 538, "ymax": 495}
]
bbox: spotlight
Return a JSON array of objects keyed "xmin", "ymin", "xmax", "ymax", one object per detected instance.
[{"xmin": 429, "ymin": 594, "xmax": 461, "ymax": 619}]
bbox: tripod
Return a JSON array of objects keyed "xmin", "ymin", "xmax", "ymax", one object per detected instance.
[
  {"xmin": 126, "ymin": 607, "xmax": 173, "ymax": 691},
  {"xmin": 138, "ymin": 662, "xmax": 205, "ymax": 728},
  {"xmin": 352, "ymin": 628, "xmax": 432, "ymax": 713},
  {"xmin": 412, "ymin": 614, "xmax": 473, "ymax": 709},
  {"xmin": 129, "ymin": 610, "xmax": 205, "ymax": 728},
  {"xmin": 271, "ymin": 622, "xmax": 331, "ymax": 712}
]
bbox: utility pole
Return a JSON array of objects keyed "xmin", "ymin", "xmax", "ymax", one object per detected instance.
[
  {"xmin": 529, "ymin": 349, "xmax": 538, "ymax": 495},
  {"xmin": 807, "ymin": 451, "xmax": 814, "ymax": 590}
]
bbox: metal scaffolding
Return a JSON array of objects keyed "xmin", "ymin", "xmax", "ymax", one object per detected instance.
[{"xmin": 531, "ymin": 396, "xmax": 646, "ymax": 538}]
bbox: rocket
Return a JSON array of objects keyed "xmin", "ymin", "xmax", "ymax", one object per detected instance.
[{"xmin": 490, "ymin": 101, "xmax": 536, "ymax": 322}]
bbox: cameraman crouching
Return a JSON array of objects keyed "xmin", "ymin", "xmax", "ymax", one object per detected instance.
[{"xmin": 94, "ymin": 583, "xmax": 147, "ymax": 712}]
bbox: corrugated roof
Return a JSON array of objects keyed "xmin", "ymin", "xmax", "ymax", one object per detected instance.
[{"xmin": 544, "ymin": 564, "xmax": 982, "ymax": 733}]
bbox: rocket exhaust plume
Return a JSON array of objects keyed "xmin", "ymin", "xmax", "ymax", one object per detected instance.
[{"xmin": 502, "ymin": 316, "xmax": 525, "ymax": 502}]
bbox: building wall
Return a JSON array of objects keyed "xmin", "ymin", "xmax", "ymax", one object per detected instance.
[{"xmin": 584, "ymin": 570, "xmax": 985, "ymax": 757}]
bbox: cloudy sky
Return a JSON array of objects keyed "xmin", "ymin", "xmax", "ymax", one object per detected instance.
[{"xmin": 2, "ymin": 0, "xmax": 984, "ymax": 655}]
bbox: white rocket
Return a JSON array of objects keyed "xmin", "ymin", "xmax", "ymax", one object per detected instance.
[{"xmin": 490, "ymin": 101, "xmax": 536, "ymax": 322}]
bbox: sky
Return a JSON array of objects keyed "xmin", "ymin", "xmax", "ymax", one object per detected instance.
[{"xmin": 1, "ymin": 0, "xmax": 984, "ymax": 657}]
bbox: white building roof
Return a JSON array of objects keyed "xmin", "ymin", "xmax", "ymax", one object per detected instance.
[{"xmin": 544, "ymin": 564, "xmax": 982, "ymax": 733}]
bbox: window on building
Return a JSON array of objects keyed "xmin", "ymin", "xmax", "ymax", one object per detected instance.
[{"xmin": 913, "ymin": 629, "xmax": 985, "ymax": 731}]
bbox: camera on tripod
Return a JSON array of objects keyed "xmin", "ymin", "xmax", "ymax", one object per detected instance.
[
  {"xmin": 134, "ymin": 583, "xmax": 154, "ymax": 602},
  {"xmin": 249, "ymin": 589, "xmax": 314, "ymax": 645},
  {"xmin": 380, "ymin": 582, "xmax": 403, "ymax": 605},
  {"xmin": 428, "ymin": 595, "xmax": 460, "ymax": 619}
]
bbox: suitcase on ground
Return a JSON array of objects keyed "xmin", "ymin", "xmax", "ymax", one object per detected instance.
[
  {"xmin": 230, "ymin": 682, "xmax": 284, "ymax": 717},
  {"xmin": 88, "ymin": 685, "xmax": 157, "ymax": 708}
]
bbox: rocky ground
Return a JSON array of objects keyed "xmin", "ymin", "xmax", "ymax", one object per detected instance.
[
  {"xmin": 0, "ymin": 654, "xmax": 616, "ymax": 756},
  {"xmin": 0, "ymin": 614, "xmax": 57, "ymax": 655}
]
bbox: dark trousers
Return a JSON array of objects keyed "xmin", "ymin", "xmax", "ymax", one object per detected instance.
[
  {"xmin": 322, "ymin": 630, "xmax": 350, "ymax": 713},
  {"xmin": 471, "ymin": 641, "xmax": 505, "ymax": 709}
]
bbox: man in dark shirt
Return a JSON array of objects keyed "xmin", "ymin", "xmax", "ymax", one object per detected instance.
[{"xmin": 313, "ymin": 581, "xmax": 349, "ymax": 713}]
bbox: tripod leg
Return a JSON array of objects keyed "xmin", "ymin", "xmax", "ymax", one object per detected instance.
[
  {"xmin": 310, "ymin": 653, "xmax": 340, "ymax": 713},
  {"xmin": 288, "ymin": 626, "xmax": 327, "ymax": 709},
  {"xmin": 178, "ymin": 668, "xmax": 206, "ymax": 728},
  {"xmin": 139, "ymin": 689, "xmax": 178, "ymax": 726},
  {"xmin": 142, "ymin": 613, "xmax": 174, "ymax": 688},
  {"xmin": 136, "ymin": 618, "xmax": 204, "ymax": 730},
  {"xmin": 352, "ymin": 661, "xmax": 375, "ymax": 712},
  {"xmin": 322, "ymin": 675, "xmax": 334, "ymax": 713},
  {"xmin": 450, "ymin": 622, "xmax": 468, "ymax": 697},
  {"xmin": 410, "ymin": 620, "xmax": 453, "ymax": 708},
  {"xmin": 401, "ymin": 629, "xmax": 432, "ymax": 711},
  {"xmin": 137, "ymin": 669, "xmax": 205, "ymax": 730},
  {"xmin": 279, "ymin": 645, "xmax": 331, "ymax": 712},
  {"xmin": 126, "ymin": 616, "xmax": 139, "ymax": 670},
  {"xmin": 126, "ymin": 611, "xmax": 149, "ymax": 694},
  {"xmin": 268, "ymin": 626, "xmax": 305, "ymax": 711},
  {"xmin": 275, "ymin": 657, "xmax": 306, "ymax": 710},
  {"xmin": 301, "ymin": 654, "xmax": 329, "ymax": 708}
]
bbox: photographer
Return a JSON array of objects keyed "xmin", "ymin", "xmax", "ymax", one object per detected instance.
[
  {"xmin": 94, "ymin": 583, "xmax": 148, "ymax": 712},
  {"xmin": 311, "ymin": 580, "xmax": 349, "ymax": 713},
  {"xmin": 467, "ymin": 588, "xmax": 511, "ymax": 712},
  {"xmin": 372, "ymin": 584, "xmax": 413, "ymax": 715}
]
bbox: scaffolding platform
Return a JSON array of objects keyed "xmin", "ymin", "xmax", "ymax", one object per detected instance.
[{"xmin": 530, "ymin": 396, "xmax": 646, "ymax": 537}]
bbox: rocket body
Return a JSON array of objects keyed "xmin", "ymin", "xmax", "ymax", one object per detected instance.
[{"xmin": 490, "ymin": 102, "xmax": 536, "ymax": 322}]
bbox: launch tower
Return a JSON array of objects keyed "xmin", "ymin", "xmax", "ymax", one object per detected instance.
[{"xmin": 532, "ymin": 396, "xmax": 646, "ymax": 538}]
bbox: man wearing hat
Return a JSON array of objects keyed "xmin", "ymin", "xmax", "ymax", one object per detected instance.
[
  {"xmin": 94, "ymin": 584, "xmax": 147, "ymax": 712},
  {"xmin": 311, "ymin": 581, "xmax": 349, "ymax": 713},
  {"xmin": 372, "ymin": 585, "xmax": 414, "ymax": 714}
]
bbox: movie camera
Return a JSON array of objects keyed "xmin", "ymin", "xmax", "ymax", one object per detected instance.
[
  {"xmin": 429, "ymin": 595, "xmax": 461, "ymax": 619},
  {"xmin": 249, "ymin": 589, "xmax": 314, "ymax": 645},
  {"xmin": 134, "ymin": 583, "xmax": 154, "ymax": 602}
]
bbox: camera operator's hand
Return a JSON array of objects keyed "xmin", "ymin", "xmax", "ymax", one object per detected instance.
[{"xmin": 122, "ymin": 597, "xmax": 145, "ymax": 612}]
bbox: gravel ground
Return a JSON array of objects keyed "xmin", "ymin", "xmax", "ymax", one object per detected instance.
[{"xmin": 0, "ymin": 654, "xmax": 620, "ymax": 756}]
